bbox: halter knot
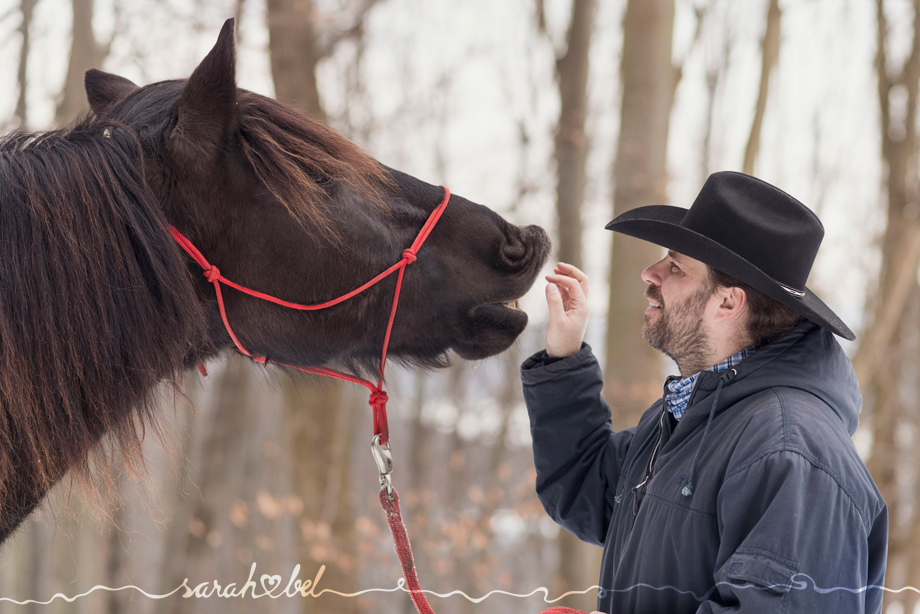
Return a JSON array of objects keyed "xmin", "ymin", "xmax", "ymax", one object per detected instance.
[
  {"xmin": 402, "ymin": 249, "xmax": 417, "ymax": 264},
  {"xmin": 252, "ymin": 355, "xmax": 267, "ymax": 365},
  {"xmin": 204, "ymin": 265, "xmax": 221, "ymax": 283},
  {"xmin": 369, "ymin": 390, "xmax": 389, "ymax": 408}
]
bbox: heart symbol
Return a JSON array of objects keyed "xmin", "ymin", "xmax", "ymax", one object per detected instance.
[{"xmin": 260, "ymin": 574, "xmax": 282, "ymax": 596}]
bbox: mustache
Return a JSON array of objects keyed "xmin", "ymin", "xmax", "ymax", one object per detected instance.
[{"xmin": 645, "ymin": 286, "xmax": 664, "ymax": 308}]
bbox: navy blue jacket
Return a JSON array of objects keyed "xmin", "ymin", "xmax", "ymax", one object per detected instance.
[{"xmin": 522, "ymin": 322, "xmax": 887, "ymax": 613}]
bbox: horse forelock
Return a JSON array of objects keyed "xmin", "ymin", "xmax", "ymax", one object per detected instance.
[
  {"xmin": 236, "ymin": 93, "xmax": 393, "ymax": 240},
  {"xmin": 0, "ymin": 118, "xmax": 208, "ymax": 519}
]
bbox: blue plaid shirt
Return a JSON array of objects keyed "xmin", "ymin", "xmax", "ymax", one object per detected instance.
[{"xmin": 665, "ymin": 346, "xmax": 758, "ymax": 421}]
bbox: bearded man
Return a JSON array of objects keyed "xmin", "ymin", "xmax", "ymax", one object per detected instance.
[{"xmin": 522, "ymin": 171, "xmax": 887, "ymax": 613}]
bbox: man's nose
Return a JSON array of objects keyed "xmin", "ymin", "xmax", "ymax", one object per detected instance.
[{"xmin": 641, "ymin": 258, "xmax": 666, "ymax": 286}]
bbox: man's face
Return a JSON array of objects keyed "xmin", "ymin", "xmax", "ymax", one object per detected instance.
[{"xmin": 641, "ymin": 250, "xmax": 718, "ymax": 375}]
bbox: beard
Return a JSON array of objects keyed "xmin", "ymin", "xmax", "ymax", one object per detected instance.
[{"xmin": 643, "ymin": 284, "xmax": 715, "ymax": 375}]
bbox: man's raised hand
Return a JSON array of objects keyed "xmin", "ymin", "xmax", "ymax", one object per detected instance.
[{"xmin": 544, "ymin": 263, "xmax": 590, "ymax": 358}]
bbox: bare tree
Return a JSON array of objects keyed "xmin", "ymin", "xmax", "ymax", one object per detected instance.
[
  {"xmin": 280, "ymin": 377, "xmax": 360, "ymax": 614},
  {"xmin": 55, "ymin": 0, "xmax": 102, "ymax": 126},
  {"xmin": 265, "ymin": 4, "xmax": 382, "ymax": 612},
  {"xmin": 539, "ymin": 0, "xmax": 597, "ymax": 270},
  {"xmin": 267, "ymin": 0, "xmax": 380, "ymax": 121},
  {"xmin": 534, "ymin": 2, "xmax": 601, "ymax": 608},
  {"xmin": 699, "ymin": 2, "xmax": 732, "ymax": 182},
  {"xmin": 742, "ymin": 0, "xmax": 781, "ymax": 176},
  {"xmin": 853, "ymin": 0, "xmax": 920, "ymax": 389},
  {"xmin": 855, "ymin": 0, "xmax": 920, "ymax": 610},
  {"xmin": 602, "ymin": 0, "xmax": 677, "ymax": 429},
  {"xmin": 15, "ymin": 0, "xmax": 38, "ymax": 129},
  {"xmin": 266, "ymin": 0, "xmax": 327, "ymax": 120}
]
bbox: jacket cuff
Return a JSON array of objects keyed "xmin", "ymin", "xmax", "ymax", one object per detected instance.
[{"xmin": 521, "ymin": 343, "xmax": 594, "ymax": 383}]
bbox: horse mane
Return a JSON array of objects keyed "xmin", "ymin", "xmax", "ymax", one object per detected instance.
[
  {"xmin": 0, "ymin": 89, "xmax": 396, "ymax": 516},
  {"xmin": 236, "ymin": 91, "xmax": 393, "ymax": 241},
  {"xmin": 0, "ymin": 117, "xmax": 208, "ymax": 511}
]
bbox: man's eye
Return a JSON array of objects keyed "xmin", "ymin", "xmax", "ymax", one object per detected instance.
[{"xmin": 669, "ymin": 262, "xmax": 681, "ymax": 273}]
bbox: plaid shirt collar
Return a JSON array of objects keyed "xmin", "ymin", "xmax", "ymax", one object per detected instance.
[{"xmin": 665, "ymin": 345, "xmax": 758, "ymax": 421}]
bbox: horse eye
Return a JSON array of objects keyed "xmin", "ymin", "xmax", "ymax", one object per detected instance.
[{"xmin": 313, "ymin": 174, "xmax": 332, "ymax": 185}]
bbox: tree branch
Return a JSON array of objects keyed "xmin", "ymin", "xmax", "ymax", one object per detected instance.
[
  {"xmin": 535, "ymin": 0, "xmax": 548, "ymax": 37},
  {"xmin": 318, "ymin": 0, "xmax": 382, "ymax": 57},
  {"xmin": 876, "ymin": 0, "xmax": 891, "ymax": 157},
  {"xmin": 742, "ymin": 0, "xmax": 781, "ymax": 175},
  {"xmin": 14, "ymin": 0, "xmax": 38, "ymax": 129}
]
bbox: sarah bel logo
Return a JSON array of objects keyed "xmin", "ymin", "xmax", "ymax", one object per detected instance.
[{"xmin": 180, "ymin": 562, "xmax": 325, "ymax": 599}]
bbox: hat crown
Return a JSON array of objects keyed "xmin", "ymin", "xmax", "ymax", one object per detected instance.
[{"xmin": 683, "ymin": 172, "xmax": 823, "ymax": 291}]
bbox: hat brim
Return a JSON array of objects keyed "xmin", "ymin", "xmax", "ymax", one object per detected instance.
[{"xmin": 607, "ymin": 206, "xmax": 854, "ymax": 341}]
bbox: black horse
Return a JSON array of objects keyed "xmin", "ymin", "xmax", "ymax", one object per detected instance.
[{"xmin": 0, "ymin": 19, "xmax": 550, "ymax": 542}]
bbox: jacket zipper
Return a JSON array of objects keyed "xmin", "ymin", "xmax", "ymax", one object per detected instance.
[{"xmin": 632, "ymin": 407, "xmax": 667, "ymax": 517}]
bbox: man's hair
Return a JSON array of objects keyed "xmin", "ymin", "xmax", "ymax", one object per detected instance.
[{"xmin": 707, "ymin": 267, "xmax": 804, "ymax": 345}]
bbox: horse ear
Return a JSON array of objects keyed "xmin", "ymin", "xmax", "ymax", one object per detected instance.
[
  {"xmin": 168, "ymin": 18, "xmax": 238, "ymax": 171},
  {"xmin": 84, "ymin": 69, "xmax": 138, "ymax": 115}
]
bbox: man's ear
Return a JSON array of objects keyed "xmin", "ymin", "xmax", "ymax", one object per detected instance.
[
  {"xmin": 85, "ymin": 69, "xmax": 138, "ymax": 115},
  {"xmin": 166, "ymin": 18, "xmax": 237, "ymax": 173},
  {"xmin": 715, "ymin": 286, "xmax": 748, "ymax": 322}
]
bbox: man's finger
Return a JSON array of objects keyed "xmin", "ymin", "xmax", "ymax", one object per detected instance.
[
  {"xmin": 555, "ymin": 262, "xmax": 588, "ymax": 282},
  {"xmin": 554, "ymin": 263, "xmax": 590, "ymax": 295},
  {"xmin": 545, "ymin": 283, "xmax": 566, "ymax": 321},
  {"xmin": 545, "ymin": 274, "xmax": 586, "ymax": 304}
]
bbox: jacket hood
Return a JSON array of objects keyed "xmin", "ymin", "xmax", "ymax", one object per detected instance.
[{"xmin": 690, "ymin": 321, "xmax": 862, "ymax": 435}]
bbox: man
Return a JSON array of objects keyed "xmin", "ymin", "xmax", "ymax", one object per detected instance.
[{"xmin": 522, "ymin": 171, "xmax": 887, "ymax": 613}]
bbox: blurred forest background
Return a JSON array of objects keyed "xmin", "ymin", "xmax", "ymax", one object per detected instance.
[{"xmin": 0, "ymin": 0, "xmax": 918, "ymax": 613}]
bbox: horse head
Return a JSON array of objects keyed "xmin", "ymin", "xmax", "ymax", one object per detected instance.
[{"xmin": 84, "ymin": 19, "xmax": 551, "ymax": 374}]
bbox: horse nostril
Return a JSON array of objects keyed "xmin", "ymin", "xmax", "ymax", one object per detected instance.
[
  {"xmin": 502, "ymin": 239, "xmax": 527, "ymax": 263},
  {"xmin": 500, "ymin": 225, "xmax": 549, "ymax": 268}
]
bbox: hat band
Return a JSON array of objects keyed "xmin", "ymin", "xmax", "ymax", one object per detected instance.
[{"xmin": 778, "ymin": 282, "xmax": 805, "ymax": 298}]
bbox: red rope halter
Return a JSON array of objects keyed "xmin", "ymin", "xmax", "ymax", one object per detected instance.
[{"xmin": 169, "ymin": 187, "xmax": 450, "ymax": 445}]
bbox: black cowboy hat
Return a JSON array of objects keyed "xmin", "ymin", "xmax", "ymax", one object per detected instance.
[{"xmin": 606, "ymin": 170, "xmax": 854, "ymax": 340}]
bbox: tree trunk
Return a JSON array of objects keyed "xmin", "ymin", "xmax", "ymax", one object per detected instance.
[
  {"xmin": 280, "ymin": 376, "xmax": 359, "ymax": 614},
  {"xmin": 266, "ymin": 0, "xmax": 327, "ymax": 122},
  {"xmin": 15, "ymin": 0, "xmax": 38, "ymax": 129},
  {"xmin": 56, "ymin": 0, "xmax": 98, "ymax": 126},
  {"xmin": 858, "ymin": 1, "xmax": 920, "ymax": 611},
  {"xmin": 904, "ymin": 390, "xmax": 920, "ymax": 614},
  {"xmin": 546, "ymin": 2, "xmax": 603, "ymax": 609},
  {"xmin": 603, "ymin": 0, "xmax": 676, "ymax": 429},
  {"xmin": 265, "ymin": 3, "xmax": 374, "ymax": 611},
  {"xmin": 164, "ymin": 358, "xmax": 255, "ymax": 614},
  {"xmin": 105, "ymin": 478, "xmax": 127, "ymax": 614},
  {"xmin": 553, "ymin": 0, "xmax": 596, "ymax": 269},
  {"xmin": 742, "ymin": 0, "xmax": 781, "ymax": 176},
  {"xmin": 857, "ymin": 0, "xmax": 920, "ymax": 389}
]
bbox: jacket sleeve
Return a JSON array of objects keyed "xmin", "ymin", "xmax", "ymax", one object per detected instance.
[
  {"xmin": 521, "ymin": 344, "xmax": 636, "ymax": 546},
  {"xmin": 694, "ymin": 449, "xmax": 888, "ymax": 614}
]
